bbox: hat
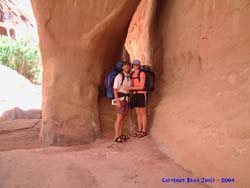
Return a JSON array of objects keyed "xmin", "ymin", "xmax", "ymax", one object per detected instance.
[{"xmin": 132, "ymin": 59, "xmax": 141, "ymax": 66}]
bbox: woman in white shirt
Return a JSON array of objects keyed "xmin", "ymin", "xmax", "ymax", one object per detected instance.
[{"xmin": 113, "ymin": 62, "xmax": 131, "ymax": 143}]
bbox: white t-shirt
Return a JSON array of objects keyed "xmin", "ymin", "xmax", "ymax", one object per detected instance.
[{"xmin": 113, "ymin": 72, "xmax": 131, "ymax": 100}]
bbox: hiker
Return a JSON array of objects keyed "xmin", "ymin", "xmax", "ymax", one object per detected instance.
[
  {"xmin": 125, "ymin": 59, "xmax": 148, "ymax": 138},
  {"xmin": 112, "ymin": 61, "xmax": 131, "ymax": 143}
]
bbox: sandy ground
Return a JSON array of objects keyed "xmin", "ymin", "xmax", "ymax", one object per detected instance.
[
  {"xmin": 0, "ymin": 139, "xmax": 208, "ymax": 188},
  {"xmin": 0, "ymin": 119, "xmax": 210, "ymax": 188}
]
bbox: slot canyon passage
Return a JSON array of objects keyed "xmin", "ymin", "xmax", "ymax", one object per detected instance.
[{"xmin": 0, "ymin": 0, "xmax": 250, "ymax": 188}]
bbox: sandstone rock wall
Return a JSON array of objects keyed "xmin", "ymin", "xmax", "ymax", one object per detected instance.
[
  {"xmin": 31, "ymin": 0, "xmax": 140, "ymax": 146},
  {"xmin": 147, "ymin": 0, "xmax": 250, "ymax": 187},
  {"xmin": 31, "ymin": 0, "xmax": 250, "ymax": 186}
]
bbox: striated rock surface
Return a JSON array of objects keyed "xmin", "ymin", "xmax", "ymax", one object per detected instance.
[
  {"xmin": 31, "ymin": 0, "xmax": 140, "ymax": 146},
  {"xmin": 146, "ymin": 1, "xmax": 250, "ymax": 187},
  {"xmin": 126, "ymin": 0, "xmax": 250, "ymax": 187}
]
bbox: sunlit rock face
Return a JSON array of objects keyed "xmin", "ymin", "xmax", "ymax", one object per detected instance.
[
  {"xmin": 31, "ymin": 0, "xmax": 140, "ymax": 146},
  {"xmin": 125, "ymin": 0, "xmax": 159, "ymax": 66}
]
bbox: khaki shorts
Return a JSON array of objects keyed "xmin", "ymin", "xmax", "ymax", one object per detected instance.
[{"xmin": 115, "ymin": 100, "xmax": 129, "ymax": 115}]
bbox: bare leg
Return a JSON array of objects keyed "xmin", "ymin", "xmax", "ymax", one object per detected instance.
[
  {"xmin": 118, "ymin": 115, "xmax": 125, "ymax": 136},
  {"xmin": 135, "ymin": 107, "xmax": 142, "ymax": 132},
  {"xmin": 141, "ymin": 107, "xmax": 147, "ymax": 132},
  {"xmin": 114, "ymin": 114, "xmax": 124, "ymax": 139}
]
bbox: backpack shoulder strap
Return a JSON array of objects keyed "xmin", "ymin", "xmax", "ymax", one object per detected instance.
[
  {"xmin": 120, "ymin": 72, "xmax": 125, "ymax": 86},
  {"xmin": 137, "ymin": 70, "xmax": 141, "ymax": 81},
  {"xmin": 130, "ymin": 71, "xmax": 134, "ymax": 79}
]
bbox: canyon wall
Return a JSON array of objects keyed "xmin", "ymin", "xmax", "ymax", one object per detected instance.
[
  {"xmin": 31, "ymin": 0, "xmax": 250, "ymax": 186},
  {"xmin": 145, "ymin": 0, "xmax": 250, "ymax": 187},
  {"xmin": 31, "ymin": 0, "xmax": 140, "ymax": 146}
]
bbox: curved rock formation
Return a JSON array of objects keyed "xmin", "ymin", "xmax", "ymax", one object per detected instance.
[
  {"xmin": 126, "ymin": 0, "xmax": 250, "ymax": 187},
  {"xmin": 31, "ymin": 0, "xmax": 140, "ymax": 146},
  {"xmin": 155, "ymin": 1, "xmax": 250, "ymax": 187}
]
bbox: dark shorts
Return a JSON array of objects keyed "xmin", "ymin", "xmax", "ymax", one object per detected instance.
[
  {"xmin": 131, "ymin": 93, "xmax": 147, "ymax": 108},
  {"xmin": 115, "ymin": 100, "xmax": 129, "ymax": 115}
]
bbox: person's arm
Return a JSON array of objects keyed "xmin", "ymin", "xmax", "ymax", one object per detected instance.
[
  {"xmin": 113, "ymin": 89, "xmax": 119, "ymax": 101},
  {"xmin": 113, "ymin": 89, "xmax": 121, "ymax": 107},
  {"xmin": 113, "ymin": 75, "xmax": 121, "ymax": 107}
]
